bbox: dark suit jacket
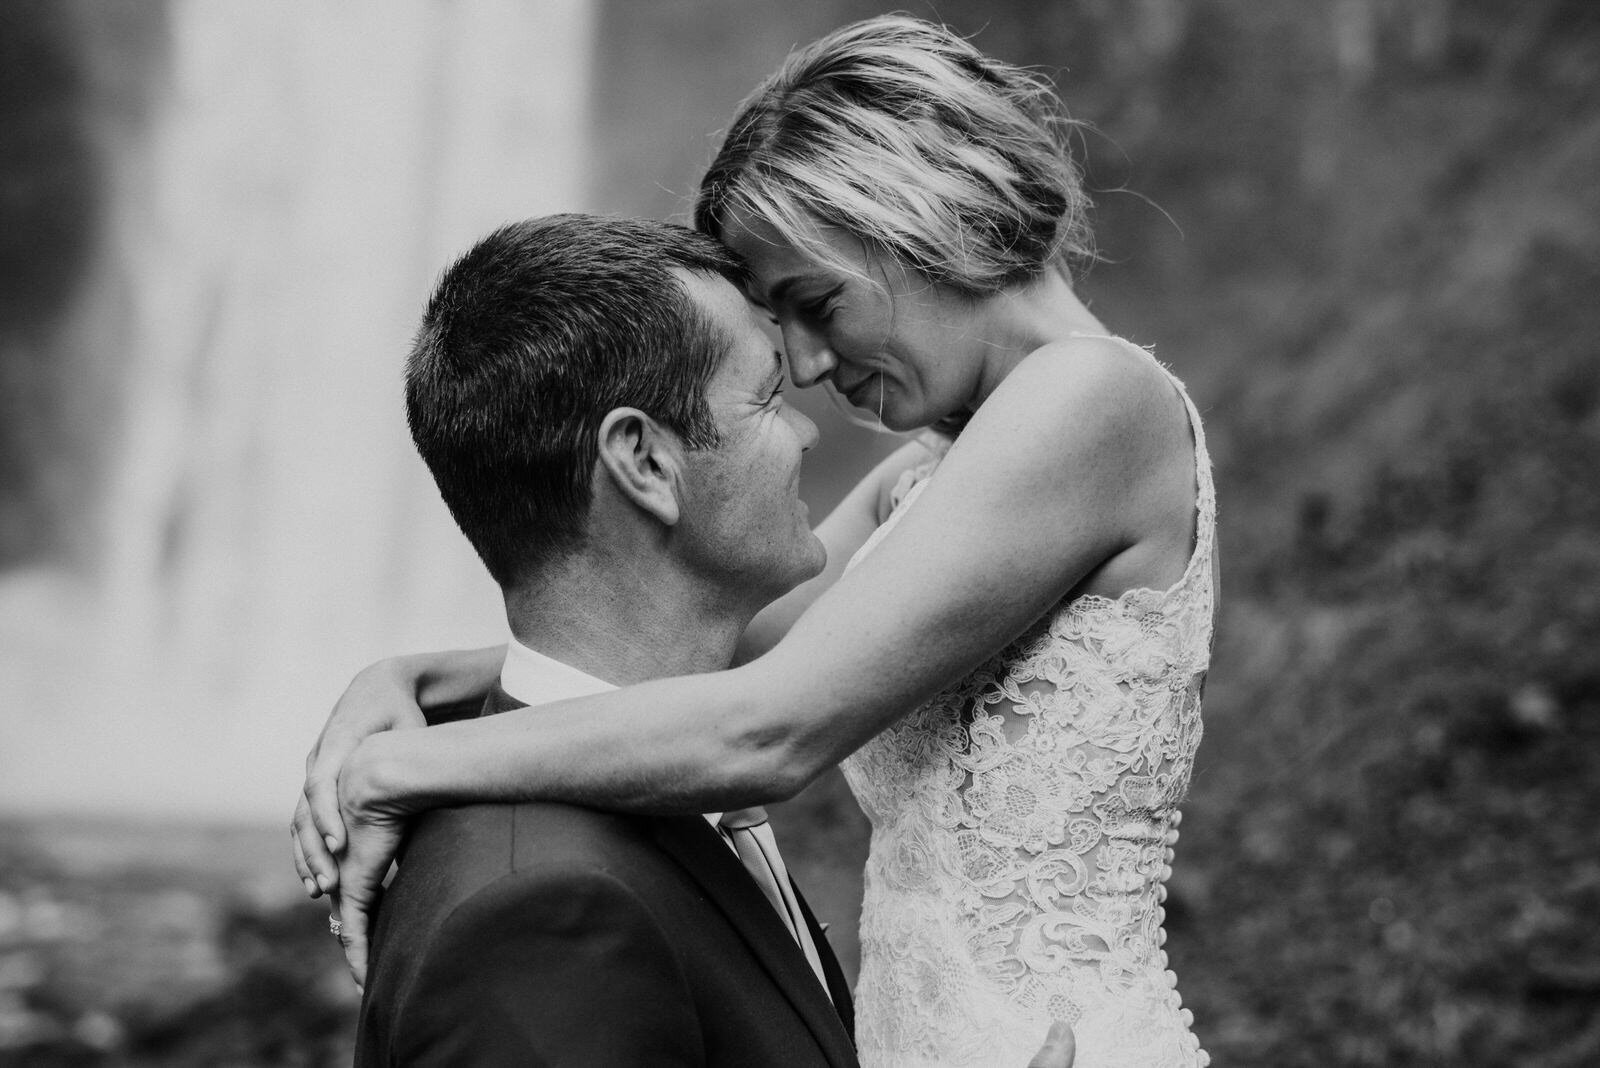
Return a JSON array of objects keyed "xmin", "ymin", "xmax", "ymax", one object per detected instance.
[{"xmin": 354, "ymin": 689, "xmax": 857, "ymax": 1067}]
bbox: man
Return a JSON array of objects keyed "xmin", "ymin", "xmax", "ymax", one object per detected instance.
[{"xmin": 351, "ymin": 214, "xmax": 854, "ymax": 1066}]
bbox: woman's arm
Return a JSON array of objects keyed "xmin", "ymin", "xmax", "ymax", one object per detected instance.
[
  {"xmin": 323, "ymin": 338, "xmax": 1194, "ymax": 977},
  {"xmin": 347, "ymin": 340, "xmax": 1190, "ymax": 811},
  {"xmin": 734, "ymin": 438, "xmax": 931, "ymax": 663},
  {"xmin": 409, "ymin": 645, "xmax": 506, "ymax": 716}
]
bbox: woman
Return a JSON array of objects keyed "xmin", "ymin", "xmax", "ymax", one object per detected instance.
[{"xmin": 296, "ymin": 16, "xmax": 1214, "ymax": 1068}]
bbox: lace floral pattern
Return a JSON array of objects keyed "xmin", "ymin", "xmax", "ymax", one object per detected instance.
[{"xmin": 841, "ymin": 349, "xmax": 1215, "ymax": 1068}]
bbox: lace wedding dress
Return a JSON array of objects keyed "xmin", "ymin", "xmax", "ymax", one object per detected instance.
[{"xmin": 840, "ymin": 341, "xmax": 1215, "ymax": 1068}]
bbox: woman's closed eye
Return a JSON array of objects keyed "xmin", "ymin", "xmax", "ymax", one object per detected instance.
[{"xmin": 798, "ymin": 285, "xmax": 843, "ymax": 322}]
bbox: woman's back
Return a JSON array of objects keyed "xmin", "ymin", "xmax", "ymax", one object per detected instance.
[{"xmin": 841, "ymin": 340, "xmax": 1215, "ymax": 1068}]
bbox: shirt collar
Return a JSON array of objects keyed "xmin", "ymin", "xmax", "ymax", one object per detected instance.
[
  {"xmin": 499, "ymin": 638, "xmax": 616, "ymax": 708},
  {"xmin": 497, "ymin": 640, "xmax": 723, "ymax": 828}
]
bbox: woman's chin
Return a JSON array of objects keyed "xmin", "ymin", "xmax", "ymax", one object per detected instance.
[{"xmin": 866, "ymin": 404, "xmax": 927, "ymax": 434}]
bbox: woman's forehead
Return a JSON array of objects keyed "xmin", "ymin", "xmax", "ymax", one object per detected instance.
[
  {"xmin": 722, "ymin": 208, "xmax": 869, "ymax": 294},
  {"xmin": 720, "ymin": 208, "xmax": 805, "ymax": 262}
]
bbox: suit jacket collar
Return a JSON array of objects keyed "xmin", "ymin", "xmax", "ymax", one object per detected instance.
[
  {"xmin": 648, "ymin": 814, "xmax": 858, "ymax": 1067},
  {"xmin": 793, "ymin": 879, "xmax": 856, "ymax": 1038},
  {"xmin": 483, "ymin": 687, "xmax": 857, "ymax": 1066}
]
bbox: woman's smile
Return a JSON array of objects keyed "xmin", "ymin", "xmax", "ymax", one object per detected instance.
[{"xmin": 835, "ymin": 370, "xmax": 880, "ymax": 409}]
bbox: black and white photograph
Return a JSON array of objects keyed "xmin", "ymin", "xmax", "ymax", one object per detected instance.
[{"xmin": 1, "ymin": 1, "xmax": 1596, "ymax": 1064}]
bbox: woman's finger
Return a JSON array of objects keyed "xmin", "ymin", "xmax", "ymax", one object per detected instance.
[
  {"xmin": 335, "ymin": 849, "xmax": 382, "ymax": 989},
  {"xmin": 336, "ymin": 839, "xmax": 390, "ymax": 987},
  {"xmin": 294, "ymin": 794, "xmax": 339, "ymax": 894},
  {"xmin": 327, "ymin": 897, "xmax": 361, "ymax": 990},
  {"xmin": 289, "ymin": 820, "xmax": 316, "ymax": 896},
  {"xmin": 340, "ymin": 899, "xmax": 371, "ymax": 991},
  {"xmin": 305, "ymin": 764, "xmax": 347, "ymax": 855},
  {"xmin": 1026, "ymin": 1021, "xmax": 1076, "ymax": 1068}
]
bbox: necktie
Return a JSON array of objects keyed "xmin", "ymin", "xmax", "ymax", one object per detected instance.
[{"xmin": 718, "ymin": 807, "xmax": 832, "ymax": 1001}]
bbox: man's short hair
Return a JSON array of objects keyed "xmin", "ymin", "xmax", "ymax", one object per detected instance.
[{"xmin": 405, "ymin": 213, "xmax": 750, "ymax": 586}]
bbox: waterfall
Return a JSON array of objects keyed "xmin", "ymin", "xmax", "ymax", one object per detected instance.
[{"xmin": 0, "ymin": 0, "xmax": 597, "ymax": 820}]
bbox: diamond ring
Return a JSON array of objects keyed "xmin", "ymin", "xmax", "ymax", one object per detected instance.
[{"xmin": 328, "ymin": 915, "xmax": 343, "ymax": 938}]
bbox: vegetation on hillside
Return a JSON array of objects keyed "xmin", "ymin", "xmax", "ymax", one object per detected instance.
[{"xmin": 1067, "ymin": 2, "xmax": 1600, "ymax": 1063}]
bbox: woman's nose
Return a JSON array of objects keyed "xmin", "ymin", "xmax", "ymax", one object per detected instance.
[{"xmin": 783, "ymin": 325, "xmax": 838, "ymax": 388}]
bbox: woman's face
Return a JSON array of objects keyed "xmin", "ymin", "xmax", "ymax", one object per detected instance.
[{"xmin": 720, "ymin": 210, "xmax": 984, "ymax": 432}]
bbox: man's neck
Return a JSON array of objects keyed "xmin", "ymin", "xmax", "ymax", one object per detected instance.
[{"xmin": 501, "ymin": 552, "xmax": 753, "ymax": 687}]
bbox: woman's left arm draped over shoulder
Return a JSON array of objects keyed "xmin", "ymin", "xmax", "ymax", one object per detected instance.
[{"xmin": 360, "ymin": 339, "xmax": 1191, "ymax": 815}]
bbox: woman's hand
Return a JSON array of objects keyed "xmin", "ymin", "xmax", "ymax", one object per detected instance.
[
  {"xmin": 1027, "ymin": 1021, "xmax": 1077, "ymax": 1067},
  {"xmin": 327, "ymin": 732, "xmax": 413, "ymax": 988},
  {"xmin": 292, "ymin": 658, "xmax": 428, "ymax": 898},
  {"xmin": 291, "ymin": 646, "xmax": 503, "ymax": 898}
]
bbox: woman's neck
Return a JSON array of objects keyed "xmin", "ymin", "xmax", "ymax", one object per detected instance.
[{"xmin": 964, "ymin": 268, "xmax": 1107, "ymax": 412}]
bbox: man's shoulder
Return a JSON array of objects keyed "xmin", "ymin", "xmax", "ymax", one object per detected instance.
[
  {"xmin": 358, "ymin": 804, "xmax": 711, "ymax": 1067},
  {"xmin": 396, "ymin": 800, "xmax": 667, "ymax": 902},
  {"xmin": 367, "ymin": 803, "xmax": 689, "ymax": 999}
]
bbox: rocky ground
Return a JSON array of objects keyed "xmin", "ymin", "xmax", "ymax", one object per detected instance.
[{"xmin": 0, "ymin": 820, "xmax": 354, "ymax": 1066}]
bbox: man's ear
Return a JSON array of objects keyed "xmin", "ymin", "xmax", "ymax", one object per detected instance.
[{"xmin": 595, "ymin": 407, "xmax": 683, "ymax": 527}]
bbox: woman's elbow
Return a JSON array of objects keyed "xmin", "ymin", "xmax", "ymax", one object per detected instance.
[{"xmin": 717, "ymin": 711, "xmax": 823, "ymax": 805}]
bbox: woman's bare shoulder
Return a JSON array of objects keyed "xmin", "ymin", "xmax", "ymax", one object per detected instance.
[
  {"xmin": 958, "ymin": 334, "xmax": 1186, "ymax": 485},
  {"xmin": 1012, "ymin": 334, "xmax": 1176, "ymax": 410}
]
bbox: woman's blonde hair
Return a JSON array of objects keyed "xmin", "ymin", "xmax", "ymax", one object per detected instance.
[{"xmin": 694, "ymin": 15, "xmax": 1093, "ymax": 295}]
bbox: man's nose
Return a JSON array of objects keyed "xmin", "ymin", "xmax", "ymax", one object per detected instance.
[{"xmin": 788, "ymin": 404, "xmax": 820, "ymax": 452}]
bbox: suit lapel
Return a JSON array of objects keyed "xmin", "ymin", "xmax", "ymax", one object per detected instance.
[
  {"xmin": 650, "ymin": 815, "xmax": 858, "ymax": 1068},
  {"xmin": 792, "ymin": 881, "xmax": 855, "ymax": 1041}
]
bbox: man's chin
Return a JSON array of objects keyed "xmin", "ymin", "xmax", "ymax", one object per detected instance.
[
  {"xmin": 773, "ymin": 540, "xmax": 828, "ymax": 596},
  {"xmin": 803, "ymin": 537, "xmax": 828, "ymax": 579}
]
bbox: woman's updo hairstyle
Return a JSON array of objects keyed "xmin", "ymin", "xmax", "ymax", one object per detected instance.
[{"xmin": 694, "ymin": 15, "xmax": 1093, "ymax": 295}]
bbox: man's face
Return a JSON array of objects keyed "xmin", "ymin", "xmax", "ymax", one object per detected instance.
[{"xmin": 673, "ymin": 270, "xmax": 826, "ymax": 607}]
